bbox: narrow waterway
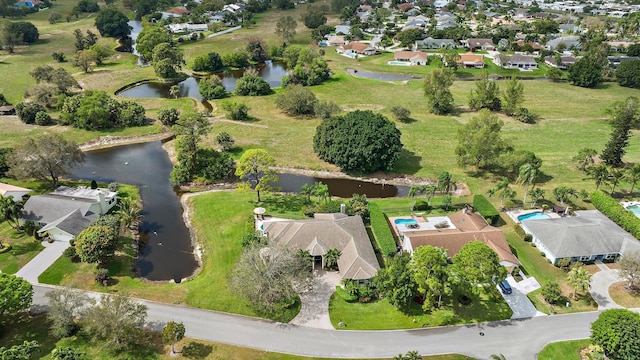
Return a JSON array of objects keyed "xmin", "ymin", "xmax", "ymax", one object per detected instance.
[{"xmin": 69, "ymin": 141, "xmax": 197, "ymax": 282}]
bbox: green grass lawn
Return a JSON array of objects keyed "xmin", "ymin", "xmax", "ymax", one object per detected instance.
[
  {"xmin": 0, "ymin": 222, "xmax": 43, "ymax": 274},
  {"xmin": 329, "ymin": 289, "xmax": 512, "ymax": 330},
  {"xmin": 537, "ymin": 339, "xmax": 592, "ymax": 360}
]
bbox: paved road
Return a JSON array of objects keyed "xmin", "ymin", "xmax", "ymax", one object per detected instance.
[{"xmin": 32, "ymin": 284, "xmax": 624, "ymax": 359}]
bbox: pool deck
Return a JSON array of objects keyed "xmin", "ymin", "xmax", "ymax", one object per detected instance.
[{"xmin": 506, "ymin": 209, "xmax": 561, "ymax": 224}]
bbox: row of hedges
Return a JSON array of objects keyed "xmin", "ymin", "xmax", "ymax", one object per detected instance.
[
  {"xmin": 473, "ymin": 195, "xmax": 500, "ymax": 225},
  {"xmin": 513, "ymin": 224, "xmax": 533, "ymax": 242},
  {"xmin": 591, "ymin": 190, "xmax": 640, "ymax": 239},
  {"xmin": 368, "ymin": 203, "xmax": 397, "ymax": 258}
]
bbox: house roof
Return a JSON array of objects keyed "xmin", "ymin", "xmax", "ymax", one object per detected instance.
[
  {"xmin": 467, "ymin": 38, "xmax": 494, "ymax": 48},
  {"xmin": 165, "ymin": 6, "xmax": 190, "ymax": 15},
  {"xmin": 0, "ymin": 182, "xmax": 31, "ymax": 196},
  {"xmin": 0, "ymin": 105, "xmax": 15, "ymax": 112},
  {"xmin": 544, "ymin": 55, "xmax": 577, "ymax": 65},
  {"xmin": 508, "ymin": 54, "xmax": 537, "ymax": 64},
  {"xmin": 404, "ymin": 210, "xmax": 520, "ymax": 266},
  {"xmin": 340, "ymin": 42, "xmax": 374, "ymax": 53},
  {"xmin": 22, "ymin": 194, "xmax": 95, "ymax": 224},
  {"xmin": 457, "ymin": 53, "xmax": 484, "ymax": 64},
  {"xmin": 522, "ymin": 210, "xmax": 640, "ymax": 259},
  {"xmin": 398, "ymin": 2, "xmax": 413, "ymax": 11},
  {"xmin": 39, "ymin": 209, "xmax": 92, "ymax": 237},
  {"xmin": 263, "ymin": 214, "xmax": 380, "ymax": 280},
  {"xmin": 326, "ymin": 35, "xmax": 345, "ymax": 44},
  {"xmin": 394, "ymin": 51, "xmax": 428, "ymax": 61}
]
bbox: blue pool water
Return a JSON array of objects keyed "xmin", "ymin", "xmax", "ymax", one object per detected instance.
[
  {"xmin": 319, "ymin": 41, "xmax": 327, "ymax": 46},
  {"xmin": 627, "ymin": 204, "xmax": 640, "ymax": 218},
  {"xmin": 394, "ymin": 218, "xmax": 418, "ymax": 225},
  {"xmin": 518, "ymin": 212, "xmax": 551, "ymax": 221}
]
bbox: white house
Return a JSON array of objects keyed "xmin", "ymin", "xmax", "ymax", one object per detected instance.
[
  {"xmin": 393, "ymin": 50, "xmax": 428, "ymax": 65},
  {"xmin": 0, "ymin": 182, "xmax": 31, "ymax": 201},
  {"xmin": 22, "ymin": 186, "xmax": 118, "ymax": 242}
]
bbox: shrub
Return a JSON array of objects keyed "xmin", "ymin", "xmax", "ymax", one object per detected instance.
[
  {"xmin": 95, "ymin": 268, "xmax": 110, "ymax": 283},
  {"xmin": 52, "ymin": 52, "xmax": 66, "ymax": 62},
  {"xmin": 158, "ymin": 108, "xmax": 179, "ymax": 126},
  {"xmin": 34, "ymin": 111, "xmax": 53, "ymax": 126},
  {"xmin": 391, "ymin": 105, "xmax": 411, "ymax": 122},
  {"xmin": 541, "ymin": 281, "xmax": 563, "ymax": 304},
  {"xmin": 314, "ymin": 100, "xmax": 340, "ymax": 120},
  {"xmin": 235, "ymin": 71, "xmax": 271, "ymax": 96},
  {"xmin": 413, "ymin": 199, "xmax": 430, "ymax": 211},
  {"xmin": 63, "ymin": 246, "xmax": 79, "ymax": 262},
  {"xmin": 221, "ymin": 101, "xmax": 249, "ymax": 120},
  {"xmin": 198, "ymin": 77, "xmax": 227, "ymax": 100},
  {"xmin": 473, "ymin": 195, "xmax": 499, "ymax": 225},
  {"xmin": 513, "ymin": 224, "xmax": 525, "ymax": 237},
  {"xmin": 369, "ymin": 203, "xmax": 397, "ymax": 258},
  {"xmin": 275, "ymin": 84, "xmax": 318, "ymax": 116},
  {"xmin": 15, "ymin": 102, "xmax": 46, "ymax": 124},
  {"xmin": 540, "ymin": 251, "xmax": 546, "ymax": 257},
  {"xmin": 524, "ymin": 234, "xmax": 532, "ymax": 242},
  {"xmin": 516, "ymin": 107, "xmax": 535, "ymax": 124},
  {"xmin": 591, "ymin": 190, "xmax": 640, "ymax": 239},
  {"xmin": 107, "ymin": 182, "xmax": 119, "ymax": 191}
]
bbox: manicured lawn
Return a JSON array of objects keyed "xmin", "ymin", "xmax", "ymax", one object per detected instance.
[
  {"xmin": 608, "ymin": 281, "xmax": 640, "ymax": 308},
  {"xmin": 537, "ymin": 339, "xmax": 592, "ymax": 360},
  {"xmin": 329, "ymin": 289, "xmax": 512, "ymax": 330},
  {"xmin": 0, "ymin": 221, "xmax": 43, "ymax": 274}
]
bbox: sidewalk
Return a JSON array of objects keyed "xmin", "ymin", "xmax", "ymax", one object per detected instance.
[{"xmin": 15, "ymin": 241, "xmax": 68, "ymax": 284}]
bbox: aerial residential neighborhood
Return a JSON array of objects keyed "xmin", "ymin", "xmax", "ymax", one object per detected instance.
[{"xmin": 1, "ymin": 0, "xmax": 640, "ymax": 358}]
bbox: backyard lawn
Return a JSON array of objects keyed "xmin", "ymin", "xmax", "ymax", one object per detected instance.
[
  {"xmin": 537, "ymin": 339, "xmax": 592, "ymax": 360},
  {"xmin": 0, "ymin": 222, "xmax": 43, "ymax": 274}
]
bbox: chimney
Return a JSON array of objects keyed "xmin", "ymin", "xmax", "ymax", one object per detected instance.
[
  {"xmin": 340, "ymin": 203, "xmax": 346, "ymax": 214},
  {"xmin": 98, "ymin": 192, "xmax": 108, "ymax": 214}
]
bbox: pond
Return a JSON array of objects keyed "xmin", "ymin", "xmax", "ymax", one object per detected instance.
[
  {"xmin": 116, "ymin": 60, "xmax": 288, "ymax": 100},
  {"xmin": 69, "ymin": 141, "xmax": 198, "ymax": 282},
  {"xmin": 346, "ymin": 68, "xmax": 423, "ymax": 81},
  {"xmin": 115, "ymin": 21, "xmax": 144, "ymax": 64},
  {"xmin": 68, "ymin": 142, "xmax": 408, "ymax": 280}
]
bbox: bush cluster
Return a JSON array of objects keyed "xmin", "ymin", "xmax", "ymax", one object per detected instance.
[
  {"xmin": 590, "ymin": 190, "xmax": 640, "ymax": 239},
  {"xmin": 369, "ymin": 203, "xmax": 397, "ymax": 257},
  {"xmin": 473, "ymin": 195, "xmax": 499, "ymax": 225}
]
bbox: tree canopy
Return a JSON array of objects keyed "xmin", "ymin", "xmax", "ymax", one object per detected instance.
[
  {"xmin": 75, "ymin": 225, "xmax": 118, "ymax": 264},
  {"xmin": 5, "ymin": 21, "xmax": 39, "ymax": 44},
  {"xmin": 135, "ymin": 26, "xmax": 172, "ymax": 61},
  {"xmin": 373, "ymin": 252, "xmax": 416, "ymax": 311},
  {"xmin": 235, "ymin": 149, "xmax": 278, "ymax": 202},
  {"xmin": 313, "ymin": 110, "xmax": 403, "ymax": 173},
  {"xmin": 601, "ymin": 97, "xmax": 639, "ymax": 167},
  {"xmin": 616, "ymin": 59, "xmax": 640, "ymax": 89},
  {"xmin": 455, "ymin": 109, "xmax": 511, "ymax": 169},
  {"xmin": 276, "ymin": 84, "xmax": 318, "ymax": 116},
  {"xmin": 451, "ymin": 241, "xmax": 506, "ymax": 295},
  {"xmin": 8, "ymin": 133, "xmax": 85, "ymax": 188},
  {"xmin": 423, "ymin": 68, "xmax": 455, "ymax": 115},
  {"xmin": 235, "ymin": 71, "xmax": 272, "ymax": 96},
  {"xmin": 0, "ymin": 273, "xmax": 33, "ymax": 316},
  {"xmin": 411, "ymin": 246, "xmax": 451, "ymax": 310},
  {"xmin": 275, "ymin": 15, "xmax": 297, "ymax": 43},
  {"xmin": 94, "ymin": 8, "xmax": 131, "ymax": 38},
  {"xmin": 591, "ymin": 309, "xmax": 640, "ymax": 360},
  {"xmin": 301, "ymin": 6, "xmax": 327, "ymax": 29},
  {"xmin": 568, "ymin": 56, "xmax": 603, "ymax": 88},
  {"xmin": 83, "ymin": 295, "xmax": 147, "ymax": 353}
]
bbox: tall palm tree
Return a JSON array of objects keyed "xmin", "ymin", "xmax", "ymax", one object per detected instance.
[
  {"xmin": 517, "ymin": 162, "xmax": 539, "ymax": 206},
  {"xmin": 116, "ymin": 197, "xmax": 141, "ymax": 232},
  {"xmin": 587, "ymin": 163, "xmax": 610, "ymax": 191},
  {"xmin": 528, "ymin": 188, "xmax": 545, "ymax": 208},
  {"xmin": 169, "ymin": 85, "xmax": 180, "ymax": 99},
  {"xmin": 607, "ymin": 168, "xmax": 625, "ymax": 194},
  {"xmin": 553, "ymin": 186, "xmax": 578, "ymax": 207},
  {"xmin": 0, "ymin": 195, "xmax": 23, "ymax": 230},
  {"xmin": 314, "ymin": 182, "xmax": 329, "ymax": 204},
  {"xmin": 567, "ymin": 264, "xmax": 591, "ymax": 300},
  {"xmin": 488, "ymin": 177, "xmax": 515, "ymax": 208},
  {"xmin": 626, "ymin": 164, "xmax": 640, "ymax": 194},
  {"xmin": 437, "ymin": 171, "xmax": 457, "ymax": 195},
  {"xmin": 300, "ymin": 183, "xmax": 315, "ymax": 202}
]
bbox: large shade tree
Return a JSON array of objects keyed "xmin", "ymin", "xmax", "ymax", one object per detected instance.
[
  {"xmin": 235, "ymin": 149, "xmax": 278, "ymax": 202},
  {"xmin": 411, "ymin": 246, "xmax": 451, "ymax": 310},
  {"xmin": 423, "ymin": 68, "xmax": 455, "ymax": 115},
  {"xmin": 591, "ymin": 309, "xmax": 640, "ymax": 360},
  {"xmin": 83, "ymin": 295, "xmax": 147, "ymax": 353},
  {"xmin": 75, "ymin": 225, "xmax": 118, "ymax": 264},
  {"xmin": 451, "ymin": 241, "xmax": 506, "ymax": 295},
  {"xmin": 313, "ymin": 110, "xmax": 403, "ymax": 173},
  {"xmin": 0, "ymin": 273, "xmax": 33, "ymax": 318},
  {"xmin": 455, "ymin": 109, "xmax": 511, "ymax": 169},
  {"xmin": 8, "ymin": 133, "xmax": 85, "ymax": 188},
  {"xmin": 94, "ymin": 8, "xmax": 131, "ymax": 38},
  {"xmin": 373, "ymin": 252, "xmax": 416, "ymax": 312}
]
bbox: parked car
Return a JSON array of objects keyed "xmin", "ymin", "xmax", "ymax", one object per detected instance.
[{"xmin": 498, "ymin": 280, "xmax": 512, "ymax": 294}]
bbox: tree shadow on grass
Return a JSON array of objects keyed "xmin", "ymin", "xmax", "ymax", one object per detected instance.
[
  {"xmin": 393, "ymin": 149, "xmax": 422, "ymax": 175},
  {"xmin": 182, "ymin": 341, "xmax": 214, "ymax": 359},
  {"xmin": 259, "ymin": 194, "xmax": 311, "ymax": 213}
]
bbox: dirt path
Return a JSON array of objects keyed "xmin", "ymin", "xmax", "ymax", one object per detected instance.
[{"xmin": 209, "ymin": 115, "xmax": 269, "ymax": 128}]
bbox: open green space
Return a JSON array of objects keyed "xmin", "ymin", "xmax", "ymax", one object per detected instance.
[
  {"xmin": 537, "ymin": 339, "xmax": 592, "ymax": 360},
  {"xmin": 0, "ymin": 221, "xmax": 43, "ymax": 274}
]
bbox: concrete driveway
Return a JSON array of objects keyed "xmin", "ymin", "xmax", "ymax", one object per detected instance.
[
  {"xmin": 500, "ymin": 276, "xmax": 543, "ymax": 319},
  {"xmin": 15, "ymin": 241, "xmax": 68, "ymax": 284},
  {"xmin": 590, "ymin": 261, "xmax": 623, "ymax": 310},
  {"xmin": 289, "ymin": 270, "xmax": 341, "ymax": 329}
]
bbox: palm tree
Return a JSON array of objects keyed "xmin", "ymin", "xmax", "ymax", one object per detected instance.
[
  {"xmin": 607, "ymin": 168, "xmax": 625, "ymax": 194},
  {"xmin": 437, "ymin": 171, "xmax": 457, "ymax": 195},
  {"xmin": 572, "ymin": 148, "xmax": 597, "ymax": 172},
  {"xmin": 116, "ymin": 197, "xmax": 141, "ymax": 232},
  {"xmin": 528, "ymin": 188, "xmax": 545, "ymax": 208},
  {"xmin": 0, "ymin": 195, "xmax": 24, "ymax": 230},
  {"xmin": 567, "ymin": 264, "xmax": 591, "ymax": 300},
  {"xmin": 314, "ymin": 182, "xmax": 329, "ymax": 204},
  {"xmin": 488, "ymin": 177, "xmax": 516, "ymax": 208},
  {"xmin": 587, "ymin": 163, "xmax": 610, "ymax": 191},
  {"xmin": 442, "ymin": 195, "xmax": 452, "ymax": 211},
  {"xmin": 300, "ymin": 183, "xmax": 315, "ymax": 201},
  {"xmin": 297, "ymin": 249, "xmax": 314, "ymax": 272},
  {"xmin": 553, "ymin": 186, "xmax": 578, "ymax": 206},
  {"xmin": 324, "ymin": 248, "xmax": 341, "ymax": 270},
  {"xmin": 490, "ymin": 355, "xmax": 506, "ymax": 360},
  {"xmin": 169, "ymin": 85, "xmax": 180, "ymax": 99},
  {"xmin": 626, "ymin": 164, "xmax": 640, "ymax": 194},
  {"xmin": 517, "ymin": 162, "xmax": 539, "ymax": 206}
]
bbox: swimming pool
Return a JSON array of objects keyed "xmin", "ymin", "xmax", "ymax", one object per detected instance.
[
  {"xmin": 627, "ymin": 204, "xmax": 640, "ymax": 218},
  {"xmin": 518, "ymin": 212, "xmax": 551, "ymax": 221},
  {"xmin": 394, "ymin": 218, "xmax": 418, "ymax": 225},
  {"xmin": 387, "ymin": 61, "xmax": 411, "ymax": 66}
]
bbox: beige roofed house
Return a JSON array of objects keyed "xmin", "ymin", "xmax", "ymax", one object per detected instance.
[
  {"xmin": 393, "ymin": 51, "xmax": 428, "ymax": 65},
  {"xmin": 0, "ymin": 183, "xmax": 31, "ymax": 200},
  {"xmin": 263, "ymin": 213, "xmax": 380, "ymax": 280},
  {"xmin": 457, "ymin": 52, "xmax": 485, "ymax": 68},
  {"xmin": 337, "ymin": 42, "xmax": 377, "ymax": 56},
  {"xmin": 400, "ymin": 209, "xmax": 520, "ymax": 268}
]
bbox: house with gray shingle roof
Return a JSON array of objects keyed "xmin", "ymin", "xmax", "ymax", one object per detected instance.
[
  {"xmin": 262, "ymin": 213, "xmax": 380, "ymax": 281},
  {"xmin": 520, "ymin": 210, "xmax": 640, "ymax": 265},
  {"xmin": 22, "ymin": 186, "xmax": 118, "ymax": 242}
]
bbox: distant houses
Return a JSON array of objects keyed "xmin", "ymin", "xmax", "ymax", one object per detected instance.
[
  {"xmin": 415, "ymin": 37, "xmax": 456, "ymax": 50},
  {"xmin": 392, "ymin": 50, "xmax": 428, "ymax": 65}
]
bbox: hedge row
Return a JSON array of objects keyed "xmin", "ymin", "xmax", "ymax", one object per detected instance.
[
  {"xmin": 591, "ymin": 190, "xmax": 640, "ymax": 239},
  {"xmin": 473, "ymin": 195, "xmax": 500, "ymax": 225},
  {"xmin": 368, "ymin": 203, "xmax": 397, "ymax": 258}
]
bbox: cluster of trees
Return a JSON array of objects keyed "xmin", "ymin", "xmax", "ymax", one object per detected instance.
[
  {"xmin": 615, "ymin": 59, "xmax": 640, "ymax": 89},
  {"xmin": 21, "ymin": 65, "xmax": 80, "ymax": 114},
  {"xmin": 313, "ymin": 110, "xmax": 403, "ymax": 173},
  {"xmin": 275, "ymin": 84, "xmax": 340, "ymax": 119},
  {"xmin": 192, "ymin": 52, "xmax": 223, "ymax": 73},
  {"xmin": 59, "ymin": 90, "xmax": 146, "ymax": 129},
  {"xmin": 1, "ymin": 21, "xmax": 39, "ymax": 53},
  {"xmin": 136, "ymin": 25, "xmax": 183, "ymax": 78},
  {"xmin": 235, "ymin": 71, "xmax": 272, "ymax": 96},
  {"xmin": 374, "ymin": 242, "xmax": 506, "ymax": 312},
  {"xmin": 94, "ymin": 8, "xmax": 131, "ymax": 39},
  {"xmin": 71, "ymin": 28, "xmax": 113, "ymax": 73},
  {"xmin": 169, "ymin": 113, "xmax": 233, "ymax": 185},
  {"xmin": 280, "ymin": 45, "xmax": 331, "ymax": 87},
  {"xmin": 591, "ymin": 309, "xmax": 640, "ymax": 360}
]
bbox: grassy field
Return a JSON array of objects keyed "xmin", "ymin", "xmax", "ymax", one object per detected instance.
[
  {"xmin": 608, "ymin": 281, "xmax": 640, "ymax": 308},
  {"xmin": 0, "ymin": 222, "xmax": 43, "ymax": 274},
  {"xmin": 537, "ymin": 339, "xmax": 592, "ymax": 360}
]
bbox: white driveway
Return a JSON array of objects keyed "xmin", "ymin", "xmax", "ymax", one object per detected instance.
[
  {"xmin": 500, "ymin": 276, "xmax": 543, "ymax": 319},
  {"xmin": 15, "ymin": 241, "xmax": 68, "ymax": 284}
]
